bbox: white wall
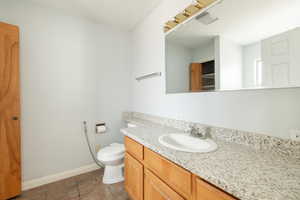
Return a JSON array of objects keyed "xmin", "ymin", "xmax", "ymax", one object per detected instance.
[
  {"xmin": 242, "ymin": 42, "xmax": 261, "ymax": 88},
  {"xmin": 218, "ymin": 36, "xmax": 243, "ymax": 90},
  {"xmin": 0, "ymin": 0, "xmax": 131, "ymax": 181},
  {"xmin": 191, "ymin": 41, "xmax": 215, "ymax": 63},
  {"xmin": 166, "ymin": 40, "xmax": 215, "ymax": 93},
  {"xmin": 166, "ymin": 42, "xmax": 191, "ymax": 93},
  {"xmin": 290, "ymin": 27, "xmax": 300, "ymax": 86},
  {"xmin": 131, "ymin": 0, "xmax": 300, "ymax": 139}
]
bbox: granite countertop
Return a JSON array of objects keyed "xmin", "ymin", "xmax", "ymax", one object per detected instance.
[{"xmin": 121, "ymin": 118, "xmax": 300, "ymax": 200}]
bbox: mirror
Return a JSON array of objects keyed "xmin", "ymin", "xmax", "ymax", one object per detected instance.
[{"xmin": 165, "ymin": 0, "xmax": 300, "ymax": 93}]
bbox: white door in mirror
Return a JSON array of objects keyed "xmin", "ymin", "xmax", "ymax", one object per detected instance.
[{"xmin": 158, "ymin": 134, "xmax": 217, "ymax": 153}]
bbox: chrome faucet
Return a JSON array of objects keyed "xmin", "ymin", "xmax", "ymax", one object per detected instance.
[{"xmin": 188, "ymin": 124, "xmax": 208, "ymax": 139}]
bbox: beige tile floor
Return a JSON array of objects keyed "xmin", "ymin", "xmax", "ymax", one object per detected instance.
[{"xmin": 12, "ymin": 169, "xmax": 130, "ymax": 200}]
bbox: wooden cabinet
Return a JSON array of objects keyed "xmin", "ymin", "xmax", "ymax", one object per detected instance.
[
  {"xmin": 144, "ymin": 147, "xmax": 192, "ymax": 199},
  {"xmin": 125, "ymin": 136, "xmax": 144, "ymax": 161},
  {"xmin": 124, "ymin": 153, "xmax": 143, "ymax": 200},
  {"xmin": 144, "ymin": 169, "xmax": 184, "ymax": 200},
  {"xmin": 124, "ymin": 136, "xmax": 238, "ymax": 200},
  {"xmin": 195, "ymin": 178, "xmax": 237, "ymax": 200},
  {"xmin": 0, "ymin": 22, "xmax": 21, "ymax": 200}
]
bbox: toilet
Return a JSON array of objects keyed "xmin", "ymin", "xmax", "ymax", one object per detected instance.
[
  {"xmin": 97, "ymin": 143, "xmax": 125, "ymax": 184},
  {"xmin": 97, "ymin": 123, "xmax": 136, "ymax": 184}
]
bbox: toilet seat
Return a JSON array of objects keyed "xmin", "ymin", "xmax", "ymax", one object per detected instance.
[{"xmin": 97, "ymin": 144, "xmax": 125, "ymax": 161}]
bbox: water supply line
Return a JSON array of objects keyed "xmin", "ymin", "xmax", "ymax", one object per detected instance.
[{"xmin": 83, "ymin": 121, "xmax": 103, "ymax": 168}]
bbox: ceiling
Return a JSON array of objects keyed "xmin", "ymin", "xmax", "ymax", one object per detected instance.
[
  {"xmin": 27, "ymin": 0, "xmax": 163, "ymax": 31},
  {"xmin": 167, "ymin": 0, "xmax": 300, "ymax": 48}
]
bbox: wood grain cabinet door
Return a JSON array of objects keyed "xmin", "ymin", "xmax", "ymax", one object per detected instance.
[
  {"xmin": 144, "ymin": 148, "xmax": 192, "ymax": 199},
  {"xmin": 124, "ymin": 153, "xmax": 143, "ymax": 200},
  {"xmin": 0, "ymin": 22, "xmax": 21, "ymax": 200},
  {"xmin": 195, "ymin": 178, "xmax": 237, "ymax": 200},
  {"xmin": 125, "ymin": 136, "xmax": 144, "ymax": 161},
  {"xmin": 144, "ymin": 169, "xmax": 184, "ymax": 200}
]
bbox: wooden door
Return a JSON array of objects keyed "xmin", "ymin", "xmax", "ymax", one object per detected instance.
[
  {"xmin": 144, "ymin": 169, "xmax": 184, "ymax": 200},
  {"xmin": 190, "ymin": 63, "xmax": 203, "ymax": 92},
  {"xmin": 124, "ymin": 153, "xmax": 143, "ymax": 200},
  {"xmin": 0, "ymin": 22, "xmax": 21, "ymax": 200}
]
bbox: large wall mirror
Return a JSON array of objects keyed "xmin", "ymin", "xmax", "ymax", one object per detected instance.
[{"xmin": 165, "ymin": 0, "xmax": 300, "ymax": 93}]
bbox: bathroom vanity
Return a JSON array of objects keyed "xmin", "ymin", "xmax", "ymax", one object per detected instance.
[
  {"xmin": 122, "ymin": 112, "xmax": 300, "ymax": 200},
  {"xmin": 124, "ymin": 136, "xmax": 236, "ymax": 200}
]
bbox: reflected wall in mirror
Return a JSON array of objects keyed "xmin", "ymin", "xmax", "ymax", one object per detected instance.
[{"xmin": 165, "ymin": 0, "xmax": 300, "ymax": 93}]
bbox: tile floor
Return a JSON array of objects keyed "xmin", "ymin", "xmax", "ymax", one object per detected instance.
[{"xmin": 12, "ymin": 169, "xmax": 130, "ymax": 200}]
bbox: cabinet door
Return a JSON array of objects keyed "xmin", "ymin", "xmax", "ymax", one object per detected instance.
[
  {"xmin": 195, "ymin": 178, "xmax": 237, "ymax": 200},
  {"xmin": 144, "ymin": 169, "xmax": 184, "ymax": 200},
  {"xmin": 144, "ymin": 148, "xmax": 192, "ymax": 199},
  {"xmin": 190, "ymin": 63, "xmax": 203, "ymax": 92},
  {"xmin": 125, "ymin": 137, "xmax": 144, "ymax": 161},
  {"xmin": 124, "ymin": 153, "xmax": 143, "ymax": 200},
  {"xmin": 0, "ymin": 22, "xmax": 21, "ymax": 200}
]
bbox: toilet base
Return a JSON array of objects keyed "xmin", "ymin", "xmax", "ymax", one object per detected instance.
[{"xmin": 102, "ymin": 164, "xmax": 124, "ymax": 184}]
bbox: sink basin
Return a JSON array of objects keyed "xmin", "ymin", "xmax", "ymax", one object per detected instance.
[{"xmin": 158, "ymin": 134, "xmax": 217, "ymax": 153}]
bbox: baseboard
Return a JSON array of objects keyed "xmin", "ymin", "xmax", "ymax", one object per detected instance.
[{"xmin": 22, "ymin": 163, "xmax": 100, "ymax": 191}]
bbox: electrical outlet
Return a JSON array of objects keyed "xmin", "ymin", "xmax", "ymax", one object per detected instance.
[{"xmin": 290, "ymin": 129, "xmax": 300, "ymax": 141}]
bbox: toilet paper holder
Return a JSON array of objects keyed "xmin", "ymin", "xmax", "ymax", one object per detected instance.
[{"xmin": 95, "ymin": 123, "xmax": 106, "ymax": 134}]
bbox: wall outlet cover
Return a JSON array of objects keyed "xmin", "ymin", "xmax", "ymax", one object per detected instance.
[{"xmin": 290, "ymin": 129, "xmax": 300, "ymax": 141}]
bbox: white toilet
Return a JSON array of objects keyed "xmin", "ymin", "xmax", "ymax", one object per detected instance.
[
  {"xmin": 97, "ymin": 143, "xmax": 125, "ymax": 184},
  {"xmin": 96, "ymin": 123, "xmax": 136, "ymax": 184}
]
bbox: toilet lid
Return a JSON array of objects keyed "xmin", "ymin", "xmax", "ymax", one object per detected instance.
[{"xmin": 97, "ymin": 144, "xmax": 125, "ymax": 160}]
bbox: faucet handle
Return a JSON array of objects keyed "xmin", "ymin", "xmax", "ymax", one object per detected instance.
[
  {"xmin": 189, "ymin": 124, "xmax": 209, "ymax": 139},
  {"xmin": 188, "ymin": 123, "xmax": 197, "ymax": 129},
  {"xmin": 186, "ymin": 123, "xmax": 196, "ymax": 132}
]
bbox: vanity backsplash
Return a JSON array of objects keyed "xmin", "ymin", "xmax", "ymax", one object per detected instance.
[{"xmin": 123, "ymin": 112, "xmax": 300, "ymax": 159}]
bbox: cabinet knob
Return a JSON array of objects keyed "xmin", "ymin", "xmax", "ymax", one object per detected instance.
[{"xmin": 12, "ymin": 116, "xmax": 19, "ymax": 120}]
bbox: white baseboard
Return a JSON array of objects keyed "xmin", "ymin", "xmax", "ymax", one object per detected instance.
[{"xmin": 22, "ymin": 163, "xmax": 100, "ymax": 191}]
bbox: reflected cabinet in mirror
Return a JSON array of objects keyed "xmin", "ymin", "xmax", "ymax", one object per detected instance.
[{"xmin": 165, "ymin": 0, "xmax": 300, "ymax": 93}]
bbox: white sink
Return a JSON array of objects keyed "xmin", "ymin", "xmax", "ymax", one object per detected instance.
[{"xmin": 158, "ymin": 134, "xmax": 217, "ymax": 153}]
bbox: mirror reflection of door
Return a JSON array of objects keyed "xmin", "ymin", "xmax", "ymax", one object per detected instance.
[
  {"xmin": 165, "ymin": 0, "xmax": 300, "ymax": 94},
  {"xmin": 190, "ymin": 63, "xmax": 203, "ymax": 92},
  {"xmin": 190, "ymin": 60, "xmax": 215, "ymax": 92}
]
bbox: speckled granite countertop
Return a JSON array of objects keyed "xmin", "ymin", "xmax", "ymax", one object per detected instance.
[{"xmin": 121, "ymin": 119, "xmax": 300, "ymax": 200}]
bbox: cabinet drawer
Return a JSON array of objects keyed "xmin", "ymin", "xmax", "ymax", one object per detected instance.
[
  {"xmin": 125, "ymin": 136, "xmax": 143, "ymax": 161},
  {"xmin": 125, "ymin": 153, "xmax": 143, "ymax": 200},
  {"xmin": 144, "ymin": 169, "xmax": 184, "ymax": 200},
  {"xmin": 195, "ymin": 178, "xmax": 237, "ymax": 200},
  {"xmin": 144, "ymin": 147, "xmax": 192, "ymax": 199}
]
